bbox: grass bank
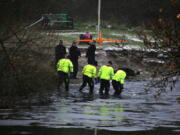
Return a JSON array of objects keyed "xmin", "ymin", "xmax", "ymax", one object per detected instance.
[{"xmin": 40, "ymin": 21, "xmax": 147, "ymax": 46}]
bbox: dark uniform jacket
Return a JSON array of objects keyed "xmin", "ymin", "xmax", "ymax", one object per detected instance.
[
  {"xmin": 86, "ymin": 45, "xmax": 96, "ymax": 58},
  {"xmin": 69, "ymin": 46, "xmax": 81, "ymax": 61},
  {"xmin": 55, "ymin": 45, "xmax": 66, "ymax": 61},
  {"xmin": 86, "ymin": 45, "xmax": 96, "ymax": 64}
]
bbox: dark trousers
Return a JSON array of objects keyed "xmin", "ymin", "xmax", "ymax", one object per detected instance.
[
  {"xmin": 87, "ymin": 56, "xmax": 95, "ymax": 65},
  {"xmin": 57, "ymin": 71, "xmax": 69, "ymax": 91},
  {"xmin": 79, "ymin": 75, "xmax": 94, "ymax": 94},
  {"xmin": 99, "ymin": 79, "xmax": 110, "ymax": 95},
  {"xmin": 112, "ymin": 80, "xmax": 123, "ymax": 96},
  {"xmin": 71, "ymin": 59, "xmax": 78, "ymax": 78}
]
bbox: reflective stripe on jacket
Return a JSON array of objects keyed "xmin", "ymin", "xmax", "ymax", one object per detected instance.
[
  {"xmin": 57, "ymin": 58, "xmax": 73, "ymax": 73},
  {"xmin": 112, "ymin": 70, "xmax": 126, "ymax": 84},
  {"xmin": 98, "ymin": 65, "xmax": 114, "ymax": 80},
  {"xmin": 82, "ymin": 64, "xmax": 96, "ymax": 78}
]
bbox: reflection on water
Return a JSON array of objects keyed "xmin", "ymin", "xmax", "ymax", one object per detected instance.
[{"xmin": 0, "ymin": 80, "xmax": 180, "ymax": 134}]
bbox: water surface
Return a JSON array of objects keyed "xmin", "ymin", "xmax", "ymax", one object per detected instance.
[{"xmin": 0, "ymin": 80, "xmax": 180, "ymax": 135}]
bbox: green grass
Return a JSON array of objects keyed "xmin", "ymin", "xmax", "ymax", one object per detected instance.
[{"xmin": 38, "ymin": 21, "xmax": 146, "ymax": 46}]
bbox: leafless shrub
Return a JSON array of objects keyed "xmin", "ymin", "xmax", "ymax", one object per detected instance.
[
  {"xmin": 0, "ymin": 25, "xmax": 56, "ymax": 107},
  {"xmin": 137, "ymin": 13, "xmax": 180, "ymax": 97}
]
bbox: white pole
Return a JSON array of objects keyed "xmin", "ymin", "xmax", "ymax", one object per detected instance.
[{"xmin": 97, "ymin": 0, "xmax": 101, "ymax": 37}]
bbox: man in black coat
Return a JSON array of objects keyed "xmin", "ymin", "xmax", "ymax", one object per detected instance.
[
  {"xmin": 55, "ymin": 40, "xmax": 66, "ymax": 64},
  {"xmin": 69, "ymin": 41, "xmax": 81, "ymax": 79},
  {"xmin": 86, "ymin": 40, "xmax": 96, "ymax": 64}
]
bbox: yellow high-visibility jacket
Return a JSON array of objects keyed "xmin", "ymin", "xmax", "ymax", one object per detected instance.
[
  {"xmin": 112, "ymin": 70, "xmax": 126, "ymax": 84},
  {"xmin": 98, "ymin": 65, "xmax": 114, "ymax": 80},
  {"xmin": 57, "ymin": 58, "xmax": 73, "ymax": 73},
  {"xmin": 82, "ymin": 64, "xmax": 96, "ymax": 78}
]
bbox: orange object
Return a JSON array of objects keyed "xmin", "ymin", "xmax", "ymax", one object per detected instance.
[{"xmin": 76, "ymin": 32, "xmax": 125, "ymax": 45}]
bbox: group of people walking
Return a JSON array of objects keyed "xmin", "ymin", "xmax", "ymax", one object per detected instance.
[{"xmin": 55, "ymin": 40, "xmax": 126, "ymax": 97}]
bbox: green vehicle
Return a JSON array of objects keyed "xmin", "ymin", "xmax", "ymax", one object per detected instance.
[{"xmin": 42, "ymin": 13, "xmax": 74, "ymax": 29}]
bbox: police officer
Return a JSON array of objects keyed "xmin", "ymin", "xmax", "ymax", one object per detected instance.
[
  {"xmin": 79, "ymin": 62, "xmax": 97, "ymax": 94},
  {"xmin": 86, "ymin": 40, "xmax": 96, "ymax": 64},
  {"xmin": 55, "ymin": 40, "xmax": 66, "ymax": 64},
  {"xmin": 69, "ymin": 41, "xmax": 81, "ymax": 79},
  {"xmin": 98, "ymin": 61, "xmax": 114, "ymax": 95},
  {"xmin": 112, "ymin": 69, "xmax": 126, "ymax": 96},
  {"xmin": 56, "ymin": 56, "xmax": 73, "ymax": 91}
]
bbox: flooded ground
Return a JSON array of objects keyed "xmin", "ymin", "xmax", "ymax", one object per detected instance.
[{"xmin": 0, "ymin": 80, "xmax": 180, "ymax": 135}]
